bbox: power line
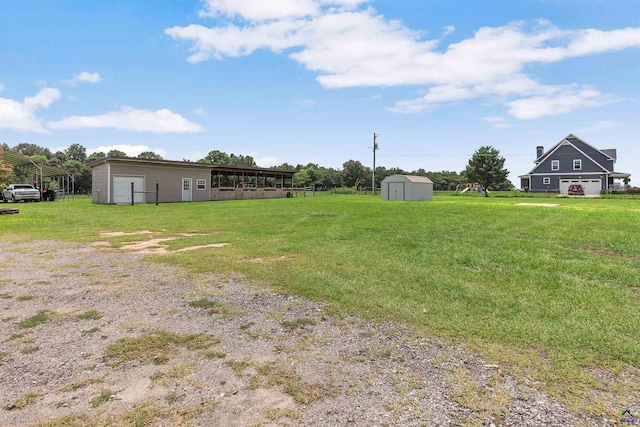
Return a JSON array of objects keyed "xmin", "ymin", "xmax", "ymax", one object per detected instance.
[{"xmin": 378, "ymin": 151, "xmax": 640, "ymax": 158}]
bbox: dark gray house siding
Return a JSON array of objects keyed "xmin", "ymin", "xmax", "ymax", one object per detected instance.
[
  {"xmin": 535, "ymin": 144, "xmax": 608, "ymax": 174},
  {"xmin": 519, "ymin": 134, "xmax": 630, "ymax": 195}
]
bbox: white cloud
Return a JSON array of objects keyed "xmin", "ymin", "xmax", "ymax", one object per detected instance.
[
  {"xmin": 0, "ymin": 87, "xmax": 61, "ymax": 133},
  {"xmin": 88, "ymin": 145, "xmax": 168, "ymax": 158},
  {"xmin": 578, "ymin": 120, "xmax": 618, "ymax": 133},
  {"xmin": 483, "ymin": 116, "xmax": 510, "ymax": 129},
  {"xmin": 389, "ymin": 85, "xmax": 474, "ymax": 113},
  {"xmin": 298, "ymin": 98, "xmax": 316, "ymax": 106},
  {"xmin": 167, "ymin": 3, "xmax": 640, "ymax": 119},
  {"xmin": 47, "ymin": 106, "xmax": 205, "ymax": 134},
  {"xmin": 255, "ymin": 156, "xmax": 280, "ymax": 167},
  {"xmin": 193, "ymin": 106, "xmax": 207, "ymax": 117},
  {"xmin": 198, "ymin": 0, "xmax": 366, "ymax": 21},
  {"xmin": 507, "ymin": 85, "xmax": 613, "ymax": 119},
  {"xmin": 64, "ymin": 71, "xmax": 102, "ymax": 86},
  {"xmin": 199, "ymin": 0, "xmax": 320, "ymax": 20}
]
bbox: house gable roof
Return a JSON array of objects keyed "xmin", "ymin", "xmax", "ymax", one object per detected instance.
[{"xmin": 528, "ymin": 134, "xmax": 612, "ymax": 175}]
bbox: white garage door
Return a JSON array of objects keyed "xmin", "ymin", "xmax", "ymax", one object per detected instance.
[
  {"xmin": 559, "ymin": 179, "xmax": 601, "ymax": 196},
  {"xmin": 113, "ymin": 176, "xmax": 145, "ymax": 204}
]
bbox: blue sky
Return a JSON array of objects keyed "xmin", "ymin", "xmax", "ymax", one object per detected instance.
[{"xmin": 2, "ymin": 0, "xmax": 640, "ymax": 185}]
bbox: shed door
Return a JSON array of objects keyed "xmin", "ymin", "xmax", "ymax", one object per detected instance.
[
  {"xmin": 182, "ymin": 178, "xmax": 192, "ymax": 202},
  {"xmin": 113, "ymin": 176, "xmax": 144, "ymax": 204},
  {"xmin": 389, "ymin": 182, "xmax": 405, "ymax": 201}
]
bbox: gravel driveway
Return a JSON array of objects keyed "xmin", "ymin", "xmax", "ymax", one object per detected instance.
[{"xmin": 0, "ymin": 239, "xmax": 611, "ymax": 426}]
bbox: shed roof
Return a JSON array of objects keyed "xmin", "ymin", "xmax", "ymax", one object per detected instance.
[{"xmin": 382, "ymin": 174, "xmax": 433, "ymax": 184}]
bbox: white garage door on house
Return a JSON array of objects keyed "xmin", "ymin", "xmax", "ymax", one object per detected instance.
[
  {"xmin": 113, "ymin": 176, "xmax": 145, "ymax": 204},
  {"xmin": 559, "ymin": 179, "xmax": 601, "ymax": 196}
]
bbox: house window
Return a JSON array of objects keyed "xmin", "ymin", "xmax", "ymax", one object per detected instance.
[
  {"xmin": 543, "ymin": 177, "xmax": 551, "ymax": 185},
  {"xmin": 551, "ymin": 160, "xmax": 559, "ymax": 171},
  {"xmin": 196, "ymin": 179, "xmax": 206, "ymax": 190},
  {"xmin": 573, "ymin": 159, "xmax": 582, "ymax": 170}
]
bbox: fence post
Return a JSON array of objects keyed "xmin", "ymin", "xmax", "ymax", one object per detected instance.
[
  {"xmin": 131, "ymin": 182, "xmax": 134, "ymax": 206},
  {"xmin": 156, "ymin": 183, "xmax": 159, "ymax": 205}
]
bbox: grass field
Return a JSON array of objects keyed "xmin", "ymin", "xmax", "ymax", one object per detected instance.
[{"xmin": 1, "ymin": 193, "xmax": 639, "ymax": 415}]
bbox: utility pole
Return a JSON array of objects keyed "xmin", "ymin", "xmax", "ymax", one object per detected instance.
[{"xmin": 372, "ymin": 133, "xmax": 378, "ymax": 196}]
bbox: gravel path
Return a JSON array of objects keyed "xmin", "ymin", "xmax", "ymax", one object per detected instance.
[{"xmin": 0, "ymin": 240, "xmax": 611, "ymax": 426}]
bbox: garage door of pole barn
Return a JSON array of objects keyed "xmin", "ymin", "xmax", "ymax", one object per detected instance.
[{"xmin": 113, "ymin": 176, "xmax": 145, "ymax": 204}]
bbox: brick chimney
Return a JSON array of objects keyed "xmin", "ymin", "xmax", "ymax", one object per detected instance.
[{"xmin": 536, "ymin": 146, "xmax": 544, "ymax": 158}]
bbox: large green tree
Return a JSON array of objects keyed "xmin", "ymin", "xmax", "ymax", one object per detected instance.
[
  {"xmin": 65, "ymin": 143, "xmax": 87, "ymax": 162},
  {"xmin": 87, "ymin": 152, "xmax": 107, "ymax": 162},
  {"xmin": 12, "ymin": 143, "xmax": 52, "ymax": 158},
  {"xmin": 107, "ymin": 149, "xmax": 127, "ymax": 157},
  {"xmin": 198, "ymin": 150, "xmax": 229, "ymax": 164},
  {"xmin": 137, "ymin": 151, "xmax": 164, "ymax": 160},
  {"xmin": 198, "ymin": 150, "xmax": 256, "ymax": 166},
  {"xmin": 341, "ymin": 160, "xmax": 369, "ymax": 188},
  {"xmin": 464, "ymin": 146, "xmax": 509, "ymax": 197}
]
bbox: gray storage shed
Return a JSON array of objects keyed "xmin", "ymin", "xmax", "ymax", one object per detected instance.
[{"xmin": 381, "ymin": 174, "xmax": 433, "ymax": 201}]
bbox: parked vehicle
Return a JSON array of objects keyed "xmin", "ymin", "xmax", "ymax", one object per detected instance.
[
  {"xmin": 2, "ymin": 184, "xmax": 41, "ymax": 202},
  {"xmin": 40, "ymin": 187, "xmax": 57, "ymax": 201},
  {"xmin": 568, "ymin": 184, "xmax": 585, "ymax": 196}
]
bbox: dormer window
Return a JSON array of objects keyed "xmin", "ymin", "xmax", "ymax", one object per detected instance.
[
  {"xmin": 573, "ymin": 159, "xmax": 582, "ymax": 170},
  {"xmin": 551, "ymin": 160, "xmax": 559, "ymax": 171}
]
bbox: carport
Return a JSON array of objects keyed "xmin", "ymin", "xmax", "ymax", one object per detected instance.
[{"xmin": 0, "ymin": 150, "xmax": 74, "ymax": 199}]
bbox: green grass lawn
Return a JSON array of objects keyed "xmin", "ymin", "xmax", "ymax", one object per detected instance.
[{"xmin": 2, "ymin": 194, "xmax": 639, "ymax": 413}]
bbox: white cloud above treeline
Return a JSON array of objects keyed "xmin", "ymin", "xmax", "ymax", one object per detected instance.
[
  {"xmin": 166, "ymin": 0, "xmax": 640, "ymax": 119},
  {"xmin": 0, "ymin": 87, "xmax": 61, "ymax": 133},
  {"xmin": 47, "ymin": 106, "xmax": 205, "ymax": 134},
  {"xmin": 0, "ymin": 84, "xmax": 204, "ymax": 134}
]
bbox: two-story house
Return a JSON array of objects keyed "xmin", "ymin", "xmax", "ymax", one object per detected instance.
[{"xmin": 519, "ymin": 134, "xmax": 630, "ymax": 195}]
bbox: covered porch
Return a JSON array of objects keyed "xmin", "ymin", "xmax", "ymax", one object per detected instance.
[{"xmin": 210, "ymin": 165, "xmax": 295, "ymax": 200}]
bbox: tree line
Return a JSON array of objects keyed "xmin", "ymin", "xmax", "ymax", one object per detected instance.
[{"xmin": 1, "ymin": 143, "xmax": 511, "ymax": 194}]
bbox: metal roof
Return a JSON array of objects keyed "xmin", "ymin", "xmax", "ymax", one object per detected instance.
[
  {"xmin": 86, "ymin": 156, "xmax": 296, "ymax": 175},
  {"xmin": 382, "ymin": 174, "xmax": 433, "ymax": 184},
  {"xmin": 0, "ymin": 150, "xmax": 72, "ymax": 178}
]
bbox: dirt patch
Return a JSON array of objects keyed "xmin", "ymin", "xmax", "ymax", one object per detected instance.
[
  {"xmin": 93, "ymin": 231, "xmax": 230, "ymax": 255},
  {"xmin": 99, "ymin": 230, "xmax": 155, "ymax": 237},
  {"xmin": 514, "ymin": 203, "xmax": 560, "ymax": 207},
  {"xmin": 581, "ymin": 248, "xmax": 640, "ymax": 261},
  {"xmin": 0, "ymin": 240, "xmax": 611, "ymax": 426}
]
